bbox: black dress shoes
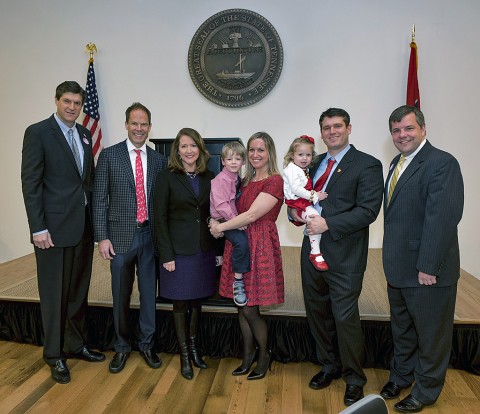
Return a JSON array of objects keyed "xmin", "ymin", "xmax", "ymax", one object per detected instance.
[
  {"xmin": 309, "ymin": 370, "xmax": 341, "ymax": 390},
  {"xmin": 109, "ymin": 352, "xmax": 130, "ymax": 373},
  {"xmin": 140, "ymin": 349, "xmax": 162, "ymax": 369},
  {"xmin": 246, "ymin": 351, "xmax": 272, "ymax": 381},
  {"xmin": 344, "ymin": 384, "xmax": 364, "ymax": 406},
  {"xmin": 51, "ymin": 360, "xmax": 70, "ymax": 384},
  {"xmin": 232, "ymin": 350, "xmax": 258, "ymax": 376},
  {"xmin": 71, "ymin": 347, "xmax": 106, "ymax": 362},
  {"xmin": 380, "ymin": 381, "xmax": 410, "ymax": 399},
  {"xmin": 394, "ymin": 394, "xmax": 426, "ymax": 413}
]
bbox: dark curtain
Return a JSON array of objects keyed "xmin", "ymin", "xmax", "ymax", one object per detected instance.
[{"xmin": 0, "ymin": 300, "xmax": 478, "ymax": 374}]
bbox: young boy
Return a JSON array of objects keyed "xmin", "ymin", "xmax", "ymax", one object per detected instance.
[{"xmin": 210, "ymin": 141, "xmax": 250, "ymax": 306}]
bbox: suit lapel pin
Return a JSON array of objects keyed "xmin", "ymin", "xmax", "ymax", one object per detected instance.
[
  {"xmin": 83, "ymin": 138, "xmax": 89, "ymax": 145},
  {"xmin": 337, "ymin": 168, "xmax": 341, "ymax": 173}
]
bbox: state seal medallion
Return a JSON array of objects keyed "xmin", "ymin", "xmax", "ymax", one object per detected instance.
[{"xmin": 188, "ymin": 9, "xmax": 283, "ymax": 108}]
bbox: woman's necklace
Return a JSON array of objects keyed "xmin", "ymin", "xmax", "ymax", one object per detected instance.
[
  {"xmin": 185, "ymin": 171, "xmax": 197, "ymax": 179},
  {"xmin": 253, "ymin": 173, "xmax": 269, "ymax": 182}
]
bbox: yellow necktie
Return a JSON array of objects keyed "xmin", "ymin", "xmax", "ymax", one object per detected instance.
[{"xmin": 387, "ymin": 155, "xmax": 406, "ymax": 205}]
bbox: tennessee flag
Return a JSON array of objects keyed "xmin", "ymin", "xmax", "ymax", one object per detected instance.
[{"xmin": 406, "ymin": 41, "xmax": 420, "ymax": 108}]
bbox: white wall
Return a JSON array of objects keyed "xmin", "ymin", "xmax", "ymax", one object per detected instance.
[{"xmin": 1, "ymin": 0, "xmax": 478, "ymax": 277}]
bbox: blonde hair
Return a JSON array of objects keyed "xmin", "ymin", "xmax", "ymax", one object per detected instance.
[
  {"xmin": 221, "ymin": 141, "xmax": 246, "ymax": 160},
  {"xmin": 243, "ymin": 132, "xmax": 280, "ymax": 186},
  {"xmin": 283, "ymin": 136, "xmax": 317, "ymax": 168},
  {"xmin": 168, "ymin": 127, "xmax": 210, "ymax": 173}
]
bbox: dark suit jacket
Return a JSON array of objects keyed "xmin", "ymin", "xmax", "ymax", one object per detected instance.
[
  {"xmin": 153, "ymin": 169, "xmax": 216, "ymax": 263},
  {"xmin": 92, "ymin": 141, "xmax": 167, "ymax": 254},
  {"xmin": 383, "ymin": 140, "xmax": 464, "ymax": 288},
  {"xmin": 21, "ymin": 114, "xmax": 94, "ymax": 246},
  {"xmin": 310, "ymin": 145, "xmax": 384, "ymax": 273}
]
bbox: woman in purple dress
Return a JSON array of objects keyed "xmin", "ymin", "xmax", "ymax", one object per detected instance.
[{"xmin": 153, "ymin": 128, "xmax": 216, "ymax": 380}]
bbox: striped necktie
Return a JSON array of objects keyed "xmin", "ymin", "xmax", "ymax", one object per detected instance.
[
  {"xmin": 387, "ymin": 155, "xmax": 406, "ymax": 205},
  {"xmin": 314, "ymin": 157, "xmax": 336, "ymax": 192},
  {"xmin": 68, "ymin": 128, "xmax": 82, "ymax": 174}
]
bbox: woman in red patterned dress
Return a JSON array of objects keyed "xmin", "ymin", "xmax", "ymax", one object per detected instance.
[{"xmin": 210, "ymin": 132, "xmax": 284, "ymax": 380}]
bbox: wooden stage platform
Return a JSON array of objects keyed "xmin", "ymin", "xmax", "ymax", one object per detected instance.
[{"xmin": 0, "ymin": 248, "xmax": 479, "ymax": 373}]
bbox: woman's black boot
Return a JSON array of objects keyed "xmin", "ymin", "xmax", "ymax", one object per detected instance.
[
  {"xmin": 189, "ymin": 307, "xmax": 208, "ymax": 369},
  {"xmin": 173, "ymin": 312, "xmax": 194, "ymax": 380}
]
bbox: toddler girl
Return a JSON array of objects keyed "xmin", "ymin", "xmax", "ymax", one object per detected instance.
[{"xmin": 283, "ymin": 135, "xmax": 328, "ymax": 271}]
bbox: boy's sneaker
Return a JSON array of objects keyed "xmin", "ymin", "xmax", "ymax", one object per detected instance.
[{"xmin": 233, "ymin": 279, "xmax": 248, "ymax": 306}]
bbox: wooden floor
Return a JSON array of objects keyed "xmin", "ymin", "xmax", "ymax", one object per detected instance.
[
  {"xmin": 0, "ymin": 341, "xmax": 479, "ymax": 414},
  {"xmin": 1, "ymin": 253, "xmax": 479, "ymax": 412}
]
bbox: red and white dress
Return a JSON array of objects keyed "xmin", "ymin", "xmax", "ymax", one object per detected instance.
[{"xmin": 283, "ymin": 162, "xmax": 318, "ymax": 218}]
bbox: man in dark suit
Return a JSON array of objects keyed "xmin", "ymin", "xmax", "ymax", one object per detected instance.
[
  {"xmin": 21, "ymin": 81, "xmax": 106, "ymax": 384},
  {"xmin": 290, "ymin": 108, "xmax": 384, "ymax": 406},
  {"xmin": 92, "ymin": 102, "xmax": 167, "ymax": 373},
  {"xmin": 380, "ymin": 105, "xmax": 464, "ymax": 413}
]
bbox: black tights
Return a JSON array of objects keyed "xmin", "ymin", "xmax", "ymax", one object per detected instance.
[{"xmin": 238, "ymin": 305, "xmax": 270, "ymax": 370}]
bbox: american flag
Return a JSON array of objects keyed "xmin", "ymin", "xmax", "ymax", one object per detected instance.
[{"xmin": 82, "ymin": 59, "xmax": 103, "ymax": 163}]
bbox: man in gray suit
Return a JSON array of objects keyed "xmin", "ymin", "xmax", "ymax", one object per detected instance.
[
  {"xmin": 22, "ymin": 81, "xmax": 105, "ymax": 384},
  {"xmin": 92, "ymin": 102, "xmax": 167, "ymax": 373},
  {"xmin": 290, "ymin": 108, "xmax": 384, "ymax": 406},
  {"xmin": 380, "ymin": 105, "xmax": 464, "ymax": 413}
]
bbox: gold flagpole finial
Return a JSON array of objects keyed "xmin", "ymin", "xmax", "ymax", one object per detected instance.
[
  {"xmin": 85, "ymin": 43, "xmax": 97, "ymax": 62},
  {"xmin": 411, "ymin": 24, "xmax": 416, "ymax": 43}
]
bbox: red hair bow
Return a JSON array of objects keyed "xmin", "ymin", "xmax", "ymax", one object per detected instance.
[{"xmin": 300, "ymin": 135, "xmax": 315, "ymax": 144}]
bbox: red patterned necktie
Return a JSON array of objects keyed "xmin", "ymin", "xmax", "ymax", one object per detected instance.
[
  {"xmin": 134, "ymin": 149, "xmax": 147, "ymax": 223},
  {"xmin": 314, "ymin": 157, "xmax": 336, "ymax": 192}
]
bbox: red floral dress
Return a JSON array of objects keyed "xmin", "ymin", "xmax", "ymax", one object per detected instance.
[{"xmin": 219, "ymin": 175, "xmax": 285, "ymax": 306}]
